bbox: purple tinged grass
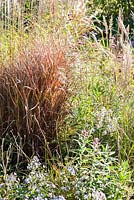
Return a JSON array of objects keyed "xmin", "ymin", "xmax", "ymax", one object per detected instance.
[{"xmin": 0, "ymin": 40, "xmax": 69, "ymax": 161}]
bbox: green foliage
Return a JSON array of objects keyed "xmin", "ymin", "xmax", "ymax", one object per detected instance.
[
  {"xmin": 87, "ymin": 0, "xmax": 134, "ymax": 34},
  {"xmin": 69, "ymin": 134, "xmax": 131, "ymax": 199},
  {"xmin": 62, "ymin": 41, "xmax": 134, "ymax": 173},
  {"xmin": 0, "ymin": 139, "xmax": 132, "ymax": 200}
]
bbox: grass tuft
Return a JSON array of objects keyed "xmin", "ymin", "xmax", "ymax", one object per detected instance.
[{"xmin": 0, "ymin": 39, "xmax": 69, "ymax": 163}]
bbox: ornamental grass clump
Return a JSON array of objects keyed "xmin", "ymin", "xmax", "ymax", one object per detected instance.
[{"xmin": 0, "ymin": 40, "xmax": 68, "ymax": 162}]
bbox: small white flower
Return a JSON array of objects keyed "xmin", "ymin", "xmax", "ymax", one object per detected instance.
[
  {"xmin": 92, "ymin": 190, "xmax": 107, "ymax": 200},
  {"xmin": 61, "ymin": 186, "xmax": 68, "ymax": 191},
  {"xmin": 25, "ymin": 177, "xmax": 32, "ymax": 184},
  {"xmin": 33, "ymin": 196, "xmax": 44, "ymax": 200},
  {"xmin": 75, "ymin": 190, "xmax": 80, "ymax": 195},
  {"xmin": 84, "ymin": 194, "xmax": 89, "ymax": 199},
  {"xmin": 27, "ymin": 155, "xmax": 41, "ymax": 170}
]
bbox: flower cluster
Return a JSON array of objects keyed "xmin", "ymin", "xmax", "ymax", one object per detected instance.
[
  {"xmin": 96, "ymin": 106, "xmax": 118, "ymax": 134},
  {"xmin": 27, "ymin": 156, "xmax": 41, "ymax": 171},
  {"xmin": 0, "ymin": 142, "xmax": 131, "ymax": 200}
]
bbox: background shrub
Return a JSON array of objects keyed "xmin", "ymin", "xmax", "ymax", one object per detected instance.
[{"xmin": 87, "ymin": 0, "xmax": 134, "ymax": 35}]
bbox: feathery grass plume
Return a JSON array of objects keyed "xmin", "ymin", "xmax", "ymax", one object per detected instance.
[
  {"xmin": 0, "ymin": 39, "xmax": 69, "ymax": 165},
  {"xmin": 62, "ymin": 0, "xmax": 96, "ymax": 48},
  {"xmin": 103, "ymin": 16, "xmax": 109, "ymax": 47},
  {"xmin": 0, "ymin": 0, "xmax": 41, "ymax": 32},
  {"xmin": 109, "ymin": 15, "xmax": 113, "ymax": 48},
  {"xmin": 117, "ymin": 10, "xmax": 132, "ymax": 88}
]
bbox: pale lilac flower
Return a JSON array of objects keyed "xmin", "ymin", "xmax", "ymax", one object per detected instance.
[
  {"xmin": 32, "ymin": 196, "xmax": 44, "ymax": 200},
  {"xmin": 67, "ymin": 166, "xmax": 75, "ymax": 175},
  {"xmin": 50, "ymin": 196, "xmax": 66, "ymax": 200},
  {"xmin": 93, "ymin": 138, "xmax": 100, "ymax": 150},
  {"xmin": 7, "ymin": 173, "xmax": 17, "ymax": 182},
  {"xmin": 81, "ymin": 129, "xmax": 89, "ymax": 138}
]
